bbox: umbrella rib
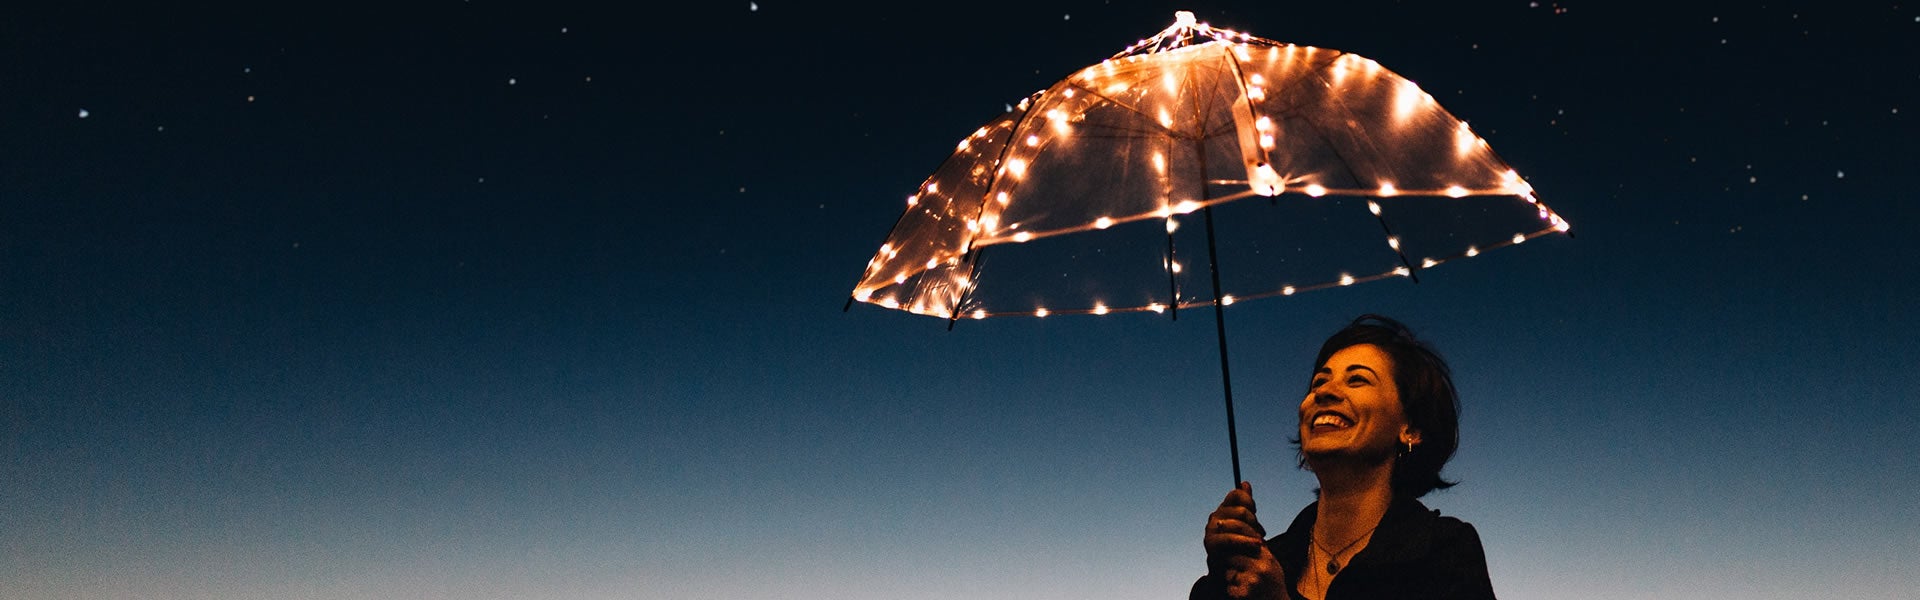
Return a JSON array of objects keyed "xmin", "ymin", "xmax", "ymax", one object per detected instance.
[
  {"xmin": 1297, "ymin": 54, "xmax": 1381, "ymax": 190},
  {"xmin": 945, "ymin": 247, "xmax": 986, "ymax": 329},
  {"xmin": 1066, "ymin": 81, "xmax": 1187, "ymax": 139},
  {"xmin": 1073, "ymin": 124, "xmax": 1181, "ymax": 139},
  {"xmin": 939, "ymin": 98, "xmax": 1056, "ymax": 319}
]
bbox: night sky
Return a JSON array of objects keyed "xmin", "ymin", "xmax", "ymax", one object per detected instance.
[{"xmin": 4, "ymin": 2, "xmax": 1917, "ymax": 599}]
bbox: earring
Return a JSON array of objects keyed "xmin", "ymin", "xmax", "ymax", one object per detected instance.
[{"xmin": 1402, "ymin": 440, "xmax": 1415, "ymax": 455}]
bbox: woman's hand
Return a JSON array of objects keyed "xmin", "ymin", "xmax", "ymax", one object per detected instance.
[{"xmin": 1204, "ymin": 482, "xmax": 1285, "ymax": 599}]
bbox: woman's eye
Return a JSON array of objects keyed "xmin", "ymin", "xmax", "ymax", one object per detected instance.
[
  {"xmin": 1311, "ymin": 379, "xmax": 1328, "ymax": 389},
  {"xmin": 1347, "ymin": 376, "xmax": 1368, "ymax": 386}
]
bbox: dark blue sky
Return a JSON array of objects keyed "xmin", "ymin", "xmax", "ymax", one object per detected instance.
[{"xmin": 4, "ymin": 2, "xmax": 1917, "ymax": 598}]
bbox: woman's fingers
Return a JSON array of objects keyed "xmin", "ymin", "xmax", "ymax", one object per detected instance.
[
  {"xmin": 1209, "ymin": 483, "xmax": 1266, "ymax": 538},
  {"xmin": 1206, "ymin": 514, "xmax": 1264, "ymax": 539}
]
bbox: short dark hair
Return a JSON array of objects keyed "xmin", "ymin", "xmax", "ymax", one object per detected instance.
[{"xmin": 1300, "ymin": 314, "xmax": 1461, "ymax": 498}]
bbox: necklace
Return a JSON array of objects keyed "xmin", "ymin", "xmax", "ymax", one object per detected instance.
[{"xmin": 1310, "ymin": 521, "xmax": 1380, "ymax": 576}]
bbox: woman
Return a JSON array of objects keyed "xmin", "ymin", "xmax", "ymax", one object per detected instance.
[{"xmin": 1192, "ymin": 315, "xmax": 1495, "ymax": 600}]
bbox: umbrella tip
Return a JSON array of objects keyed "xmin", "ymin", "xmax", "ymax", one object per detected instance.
[{"xmin": 1174, "ymin": 11, "xmax": 1197, "ymax": 26}]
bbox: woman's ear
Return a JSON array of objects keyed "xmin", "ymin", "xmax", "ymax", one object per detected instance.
[{"xmin": 1400, "ymin": 427, "xmax": 1423, "ymax": 446}]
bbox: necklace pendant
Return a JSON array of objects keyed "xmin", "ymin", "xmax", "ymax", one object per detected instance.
[{"xmin": 1326, "ymin": 559, "xmax": 1340, "ymax": 575}]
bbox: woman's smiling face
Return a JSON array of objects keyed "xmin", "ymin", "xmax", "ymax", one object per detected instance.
[{"xmin": 1299, "ymin": 343, "xmax": 1418, "ymax": 460}]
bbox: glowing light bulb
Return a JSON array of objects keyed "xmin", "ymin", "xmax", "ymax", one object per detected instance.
[
  {"xmin": 894, "ymin": 274, "xmax": 908, "ymax": 284},
  {"xmin": 1282, "ymin": 286, "xmax": 1296, "ymax": 296},
  {"xmin": 1260, "ymin": 134, "xmax": 1275, "ymax": 150},
  {"xmin": 1026, "ymin": 135, "xmax": 1040, "ymax": 147},
  {"xmin": 1175, "ymin": 11, "xmax": 1196, "ymax": 26},
  {"xmin": 1152, "ymin": 152, "xmax": 1167, "ymax": 174},
  {"xmin": 1158, "ymin": 108, "xmax": 1173, "ymax": 129},
  {"xmin": 997, "ymin": 191, "xmax": 1010, "ymax": 205},
  {"xmin": 1249, "ymin": 73, "xmax": 1266, "ymax": 85},
  {"xmin": 1176, "ymin": 200, "xmax": 1201, "ymax": 214},
  {"xmin": 1339, "ymin": 274, "xmax": 1355, "ymax": 286},
  {"xmin": 1095, "ymin": 217, "xmax": 1114, "ymax": 229},
  {"xmin": 1165, "ymin": 218, "xmax": 1180, "ymax": 233},
  {"xmin": 881, "ymin": 297, "xmax": 900, "ymax": 309},
  {"xmin": 1394, "ymin": 267, "xmax": 1411, "ymax": 276},
  {"xmin": 1252, "ymin": 164, "xmax": 1281, "ymax": 196},
  {"xmin": 1247, "ymin": 85, "xmax": 1266, "ymax": 101},
  {"xmin": 1465, "ymin": 246, "xmax": 1479, "ymax": 257},
  {"xmin": 1256, "ymin": 116, "xmax": 1273, "ymax": 131},
  {"xmin": 1378, "ymin": 182, "xmax": 1398, "ymax": 196},
  {"xmin": 1093, "ymin": 304, "xmax": 1110, "ymax": 315},
  {"xmin": 1368, "ymin": 201, "xmax": 1382, "ymax": 216},
  {"xmin": 1149, "ymin": 303, "xmax": 1167, "ymax": 313},
  {"xmin": 1305, "ymin": 184, "xmax": 1327, "ymax": 197},
  {"xmin": 957, "ymin": 139, "xmax": 971, "ymax": 151},
  {"xmin": 1034, "ymin": 307, "xmax": 1050, "ymax": 318},
  {"xmin": 926, "ymin": 259, "xmax": 939, "ymax": 269},
  {"xmin": 1446, "ymin": 185, "xmax": 1469, "ymax": 198},
  {"xmin": 1013, "ymin": 232, "xmax": 1034, "ymax": 243},
  {"xmin": 1007, "ymin": 158, "xmax": 1028, "ymax": 177},
  {"xmin": 1393, "ymin": 81, "xmax": 1422, "ymax": 120},
  {"xmin": 1512, "ymin": 233, "xmax": 1527, "ymax": 244},
  {"xmin": 1422, "ymin": 258, "xmax": 1438, "ymax": 268},
  {"xmin": 1220, "ymin": 295, "xmax": 1236, "ymax": 306},
  {"xmin": 972, "ymin": 309, "xmax": 988, "ymax": 319},
  {"xmin": 1170, "ymin": 262, "xmax": 1184, "ymax": 274},
  {"xmin": 1387, "ymin": 236, "xmax": 1401, "ymax": 250},
  {"xmin": 854, "ymin": 289, "xmax": 873, "ymax": 301},
  {"xmin": 1553, "ymin": 216, "xmax": 1571, "ymax": 232}
]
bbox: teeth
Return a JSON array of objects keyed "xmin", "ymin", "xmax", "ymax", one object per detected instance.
[{"xmin": 1313, "ymin": 414, "xmax": 1351, "ymax": 427}]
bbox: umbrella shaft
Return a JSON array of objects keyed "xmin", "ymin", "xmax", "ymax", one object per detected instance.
[{"xmin": 1203, "ymin": 205, "xmax": 1243, "ymax": 485}]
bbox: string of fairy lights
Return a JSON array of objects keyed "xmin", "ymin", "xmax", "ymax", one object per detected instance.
[{"xmin": 851, "ymin": 12, "xmax": 1572, "ymax": 320}]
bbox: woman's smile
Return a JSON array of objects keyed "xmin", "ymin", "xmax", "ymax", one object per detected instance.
[{"xmin": 1308, "ymin": 410, "xmax": 1354, "ymax": 433}]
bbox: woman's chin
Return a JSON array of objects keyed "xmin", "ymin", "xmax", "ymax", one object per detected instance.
[{"xmin": 1302, "ymin": 445, "xmax": 1393, "ymax": 467}]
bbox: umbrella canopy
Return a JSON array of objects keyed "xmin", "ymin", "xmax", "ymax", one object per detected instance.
[{"xmin": 850, "ymin": 12, "xmax": 1570, "ymax": 321}]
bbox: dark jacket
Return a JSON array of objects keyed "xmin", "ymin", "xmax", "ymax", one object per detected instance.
[{"xmin": 1191, "ymin": 496, "xmax": 1495, "ymax": 600}]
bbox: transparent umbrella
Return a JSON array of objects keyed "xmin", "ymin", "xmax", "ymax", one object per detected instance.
[{"xmin": 847, "ymin": 12, "xmax": 1571, "ymax": 482}]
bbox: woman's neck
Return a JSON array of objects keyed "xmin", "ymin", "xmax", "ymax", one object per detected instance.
[{"xmin": 1311, "ymin": 460, "xmax": 1396, "ymax": 545}]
